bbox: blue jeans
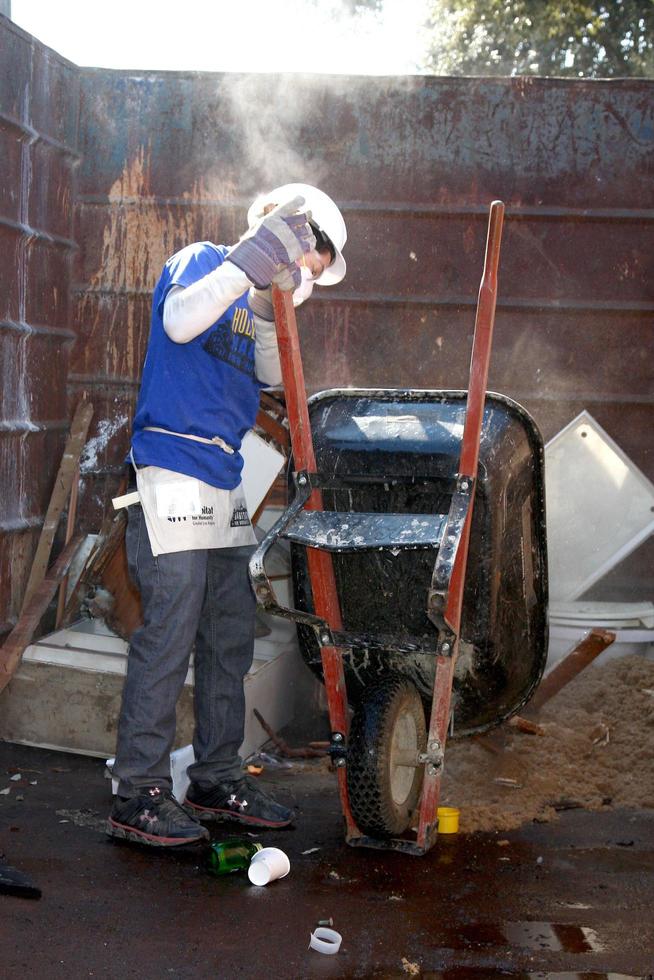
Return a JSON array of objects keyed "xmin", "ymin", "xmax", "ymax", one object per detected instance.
[{"xmin": 113, "ymin": 504, "xmax": 257, "ymax": 797}]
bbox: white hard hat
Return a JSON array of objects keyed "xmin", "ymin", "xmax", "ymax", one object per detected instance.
[{"xmin": 247, "ymin": 183, "xmax": 347, "ymax": 286}]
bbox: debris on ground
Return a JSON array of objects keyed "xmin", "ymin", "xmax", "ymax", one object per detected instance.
[
  {"xmin": 441, "ymin": 655, "xmax": 654, "ymax": 832},
  {"xmin": 253, "ymin": 709, "xmax": 327, "ymax": 759},
  {"xmin": 401, "ymin": 957, "xmax": 421, "ymax": 975},
  {"xmin": 55, "ymin": 809, "xmax": 106, "ymax": 832},
  {"xmin": 309, "ymin": 926, "xmax": 342, "ymax": 955},
  {"xmin": 244, "ymin": 751, "xmax": 293, "ymax": 770}
]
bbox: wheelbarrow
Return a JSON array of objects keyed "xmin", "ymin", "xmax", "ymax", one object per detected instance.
[{"xmin": 249, "ymin": 201, "xmax": 548, "ymax": 854}]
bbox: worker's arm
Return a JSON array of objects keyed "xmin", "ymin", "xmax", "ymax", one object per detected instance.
[
  {"xmin": 164, "ymin": 196, "xmax": 313, "ymax": 344},
  {"xmin": 163, "ymin": 273, "xmax": 282, "ymax": 383},
  {"xmin": 163, "ymin": 263, "xmax": 251, "ymax": 344},
  {"xmin": 250, "ymin": 286, "xmax": 282, "ymax": 386}
]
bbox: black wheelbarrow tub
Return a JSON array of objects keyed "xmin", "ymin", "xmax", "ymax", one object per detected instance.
[{"xmin": 290, "ymin": 388, "xmax": 549, "ymax": 738}]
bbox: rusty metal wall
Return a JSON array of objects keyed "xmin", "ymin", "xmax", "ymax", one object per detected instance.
[
  {"xmin": 74, "ymin": 70, "xmax": 653, "ymax": 596},
  {"xmin": 2, "ymin": 24, "xmax": 652, "ymax": 633},
  {"xmin": 0, "ymin": 17, "xmax": 79, "ymax": 639}
]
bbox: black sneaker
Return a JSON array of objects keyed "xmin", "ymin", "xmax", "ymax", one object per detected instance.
[
  {"xmin": 185, "ymin": 776, "xmax": 293, "ymax": 828},
  {"xmin": 107, "ymin": 786, "xmax": 210, "ymax": 847}
]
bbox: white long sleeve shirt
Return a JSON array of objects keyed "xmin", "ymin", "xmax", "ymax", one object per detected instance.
[{"xmin": 162, "ymin": 260, "xmax": 282, "ymax": 386}]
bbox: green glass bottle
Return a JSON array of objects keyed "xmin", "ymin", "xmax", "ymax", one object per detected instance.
[{"xmin": 207, "ymin": 839, "xmax": 263, "ymax": 876}]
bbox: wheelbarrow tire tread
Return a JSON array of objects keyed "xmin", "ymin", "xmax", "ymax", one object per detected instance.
[{"xmin": 347, "ymin": 674, "xmax": 426, "ymax": 838}]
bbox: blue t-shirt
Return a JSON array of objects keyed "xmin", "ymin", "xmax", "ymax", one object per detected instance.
[{"xmin": 131, "ymin": 242, "xmax": 261, "ymax": 489}]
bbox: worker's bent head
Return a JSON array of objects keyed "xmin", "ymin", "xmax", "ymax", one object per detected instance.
[{"xmin": 248, "ymin": 183, "xmax": 347, "ymax": 306}]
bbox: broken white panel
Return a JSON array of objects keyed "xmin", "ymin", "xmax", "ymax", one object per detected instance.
[
  {"xmin": 545, "ymin": 411, "xmax": 654, "ymax": 602},
  {"xmin": 240, "ymin": 430, "xmax": 285, "ymax": 517}
]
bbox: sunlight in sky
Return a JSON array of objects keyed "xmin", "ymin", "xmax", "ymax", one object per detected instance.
[{"xmin": 11, "ymin": 0, "xmax": 431, "ymax": 75}]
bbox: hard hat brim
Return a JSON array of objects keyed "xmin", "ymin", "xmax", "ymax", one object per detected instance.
[{"xmin": 316, "ymin": 249, "xmax": 346, "ymax": 286}]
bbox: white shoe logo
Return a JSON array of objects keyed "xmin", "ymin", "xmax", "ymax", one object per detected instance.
[{"xmin": 228, "ymin": 794, "xmax": 248, "ymax": 812}]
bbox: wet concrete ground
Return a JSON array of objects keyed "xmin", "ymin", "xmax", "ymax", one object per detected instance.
[{"xmin": 0, "ymin": 741, "xmax": 653, "ymax": 979}]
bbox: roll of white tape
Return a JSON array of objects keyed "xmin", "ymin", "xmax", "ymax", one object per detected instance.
[{"xmin": 309, "ymin": 927, "xmax": 342, "ymax": 955}]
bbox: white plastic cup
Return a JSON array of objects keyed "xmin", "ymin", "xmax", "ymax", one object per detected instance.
[{"xmin": 247, "ymin": 846, "xmax": 290, "ymax": 886}]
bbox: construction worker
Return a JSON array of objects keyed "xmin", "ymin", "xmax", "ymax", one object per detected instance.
[{"xmin": 107, "ymin": 185, "xmax": 347, "ymax": 846}]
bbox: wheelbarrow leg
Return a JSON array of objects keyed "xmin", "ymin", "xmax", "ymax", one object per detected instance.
[
  {"xmin": 416, "ymin": 653, "xmax": 457, "ymax": 850},
  {"xmin": 272, "ymin": 286, "xmax": 360, "ymax": 840}
]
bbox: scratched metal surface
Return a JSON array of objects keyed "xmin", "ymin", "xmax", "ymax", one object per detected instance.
[
  {"xmin": 0, "ymin": 18, "xmax": 79, "ymax": 638},
  {"xmin": 2, "ymin": 15, "xmax": 653, "ymax": 635},
  {"xmin": 284, "ymin": 511, "xmax": 446, "ymax": 551}
]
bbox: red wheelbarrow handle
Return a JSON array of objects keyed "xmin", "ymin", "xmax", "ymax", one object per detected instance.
[
  {"xmin": 271, "ymin": 285, "xmax": 359, "ymax": 839},
  {"xmin": 446, "ymin": 200, "xmax": 505, "ymax": 635},
  {"xmin": 417, "ymin": 201, "xmax": 505, "ymax": 851}
]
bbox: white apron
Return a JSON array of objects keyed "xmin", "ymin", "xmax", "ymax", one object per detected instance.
[
  {"xmin": 125, "ymin": 427, "xmax": 257, "ymax": 556},
  {"xmin": 130, "ymin": 453, "xmax": 257, "ymax": 558},
  {"xmin": 134, "ymin": 465, "xmax": 257, "ymax": 556}
]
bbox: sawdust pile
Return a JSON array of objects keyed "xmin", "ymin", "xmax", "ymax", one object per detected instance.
[{"xmin": 440, "ymin": 655, "xmax": 654, "ymax": 833}]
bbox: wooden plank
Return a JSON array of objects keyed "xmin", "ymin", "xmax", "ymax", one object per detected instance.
[
  {"xmin": 255, "ymin": 407, "xmax": 289, "ymax": 451},
  {"xmin": 58, "ymin": 515, "xmax": 112, "ymax": 631},
  {"xmin": 93, "ymin": 521, "xmax": 143, "ymax": 639},
  {"xmin": 527, "ymin": 628, "xmax": 616, "ymax": 714},
  {"xmin": 0, "ymin": 535, "xmax": 85, "ymax": 694},
  {"xmin": 507, "ymin": 715, "xmax": 546, "ymax": 736},
  {"xmin": 55, "ymin": 463, "xmax": 80, "ymax": 628},
  {"xmin": 20, "ymin": 401, "xmax": 93, "ymax": 613}
]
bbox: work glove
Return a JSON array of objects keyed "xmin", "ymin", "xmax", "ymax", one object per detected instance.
[
  {"xmin": 228, "ymin": 196, "xmax": 315, "ymax": 290},
  {"xmin": 248, "ymin": 260, "xmax": 299, "ymax": 320}
]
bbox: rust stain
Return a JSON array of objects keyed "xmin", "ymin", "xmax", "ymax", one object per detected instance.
[{"xmin": 79, "ymin": 145, "xmax": 208, "ymax": 381}]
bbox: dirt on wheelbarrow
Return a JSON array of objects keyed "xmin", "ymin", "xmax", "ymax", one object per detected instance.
[{"xmin": 440, "ymin": 654, "xmax": 654, "ymax": 832}]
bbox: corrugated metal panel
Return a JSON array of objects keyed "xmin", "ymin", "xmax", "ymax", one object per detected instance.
[
  {"xmin": 3, "ymin": 44, "xmax": 652, "ymax": 614},
  {"xmin": 0, "ymin": 18, "xmax": 80, "ymax": 637}
]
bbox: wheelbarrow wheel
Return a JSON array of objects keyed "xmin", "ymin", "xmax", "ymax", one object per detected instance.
[{"xmin": 347, "ymin": 674, "xmax": 426, "ymax": 838}]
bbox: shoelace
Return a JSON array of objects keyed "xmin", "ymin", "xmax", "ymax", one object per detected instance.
[{"xmin": 146, "ymin": 789, "xmax": 190, "ymax": 820}]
